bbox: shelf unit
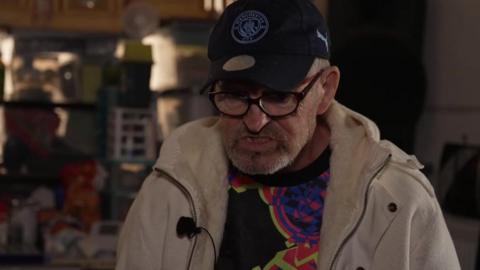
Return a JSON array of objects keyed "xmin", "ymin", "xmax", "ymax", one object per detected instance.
[
  {"xmin": 0, "ymin": 101, "xmax": 97, "ymax": 110},
  {"xmin": 0, "ymin": 0, "xmax": 217, "ymax": 34}
]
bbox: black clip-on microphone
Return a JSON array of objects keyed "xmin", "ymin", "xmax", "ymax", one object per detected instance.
[
  {"xmin": 177, "ymin": 216, "xmax": 202, "ymax": 238},
  {"xmin": 176, "ymin": 216, "xmax": 217, "ymax": 269}
]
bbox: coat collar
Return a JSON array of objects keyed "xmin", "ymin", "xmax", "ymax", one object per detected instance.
[{"xmin": 317, "ymin": 101, "xmax": 391, "ymax": 270}]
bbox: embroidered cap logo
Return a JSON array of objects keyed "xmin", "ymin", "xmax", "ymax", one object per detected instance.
[{"xmin": 231, "ymin": 10, "xmax": 269, "ymax": 44}]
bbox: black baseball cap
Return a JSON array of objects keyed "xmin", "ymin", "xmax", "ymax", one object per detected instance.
[{"xmin": 200, "ymin": 0, "xmax": 330, "ymax": 93}]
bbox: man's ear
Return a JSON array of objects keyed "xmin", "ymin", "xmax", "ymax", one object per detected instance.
[{"xmin": 317, "ymin": 66, "xmax": 340, "ymax": 115}]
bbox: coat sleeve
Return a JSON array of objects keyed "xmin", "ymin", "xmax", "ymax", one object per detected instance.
[
  {"xmin": 409, "ymin": 198, "xmax": 461, "ymax": 270},
  {"xmin": 115, "ymin": 172, "xmax": 193, "ymax": 270},
  {"xmin": 365, "ymin": 162, "xmax": 462, "ymax": 270},
  {"xmin": 382, "ymin": 162, "xmax": 462, "ymax": 270}
]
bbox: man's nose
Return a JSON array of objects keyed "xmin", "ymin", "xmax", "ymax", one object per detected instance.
[{"xmin": 242, "ymin": 104, "xmax": 270, "ymax": 133}]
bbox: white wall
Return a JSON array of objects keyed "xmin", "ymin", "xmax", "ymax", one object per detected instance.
[
  {"xmin": 416, "ymin": 0, "xmax": 480, "ymax": 185},
  {"xmin": 417, "ymin": 1, "xmax": 480, "ymax": 269}
]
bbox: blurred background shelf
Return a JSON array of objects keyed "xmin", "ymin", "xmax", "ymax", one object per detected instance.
[{"xmin": 0, "ymin": 101, "xmax": 97, "ymax": 110}]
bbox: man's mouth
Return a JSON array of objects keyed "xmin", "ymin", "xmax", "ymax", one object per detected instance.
[{"xmin": 236, "ymin": 136, "xmax": 276, "ymax": 152}]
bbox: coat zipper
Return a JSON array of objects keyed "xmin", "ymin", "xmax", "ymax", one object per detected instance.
[
  {"xmin": 328, "ymin": 154, "xmax": 392, "ymax": 270},
  {"xmin": 153, "ymin": 167, "xmax": 199, "ymax": 270}
]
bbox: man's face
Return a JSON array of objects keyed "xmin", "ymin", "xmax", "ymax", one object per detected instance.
[{"xmin": 217, "ymin": 75, "xmax": 323, "ymax": 175}]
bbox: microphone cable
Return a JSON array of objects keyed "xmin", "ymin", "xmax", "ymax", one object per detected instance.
[
  {"xmin": 200, "ymin": 226, "xmax": 217, "ymax": 269},
  {"xmin": 177, "ymin": 216, "xmax": 218, "ymax": 269}
]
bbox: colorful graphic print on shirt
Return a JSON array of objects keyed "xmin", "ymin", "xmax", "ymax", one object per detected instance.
[{"xmin": 228, "ymin": 169, "xmax": 330, "ymax": 270}]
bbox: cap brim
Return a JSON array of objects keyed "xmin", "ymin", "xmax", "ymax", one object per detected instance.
[{"xmin": 200, "ymin": 54, "xmax": 314, "ymax": 93}]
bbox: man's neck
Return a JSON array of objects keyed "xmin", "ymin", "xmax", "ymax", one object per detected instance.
[{"xmin": 281, "ymin": 119, "xmax": 331, "ymax": 173}]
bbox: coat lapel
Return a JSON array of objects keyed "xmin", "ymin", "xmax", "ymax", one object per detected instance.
[
  {"xmin": 155, "ymin": 117, "xmax": 230, "ymax": 270},
  {"xmin": 317, "ymin": 102, "xmax": 390, "ymax": 270}
]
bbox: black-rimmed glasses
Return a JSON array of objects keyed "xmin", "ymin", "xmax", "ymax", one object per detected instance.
[{"xmin": 208, "ymin": 71, "xmax": 323, "ymax": 118}]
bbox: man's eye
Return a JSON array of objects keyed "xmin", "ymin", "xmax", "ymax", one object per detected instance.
[
  {"xmin": 224, "ymin": 92, "xmax": 249, "ymax": 99},
  {"xmin": 215, "ymin": 92, "xmax": 247, "ymax": 102},
  {"xmin": 263, "ymin": 93, "xmax": 292, "ymax": 103}
]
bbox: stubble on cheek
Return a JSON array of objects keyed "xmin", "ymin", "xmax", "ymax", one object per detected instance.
[{"xmin": 220, "ymin": 122, "xmax": 293, "ymax": 174}]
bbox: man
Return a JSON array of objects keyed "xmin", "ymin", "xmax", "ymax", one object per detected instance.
[{"xmin": 116, "ymin": 0, "xmax": 460, "ymax": 269}]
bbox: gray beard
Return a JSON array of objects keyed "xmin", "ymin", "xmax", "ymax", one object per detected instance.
[{"xmin": 226, "ymin": 145, "xmax": 294, "ymax": 175}]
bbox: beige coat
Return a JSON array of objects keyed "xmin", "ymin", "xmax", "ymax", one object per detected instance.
[{"xmin": 116, "ymin": 101, "xmax": 460, "ymax": 270}]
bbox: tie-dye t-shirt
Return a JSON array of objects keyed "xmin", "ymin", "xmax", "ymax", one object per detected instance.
[{"xmin": 216, "ymin": 149, "xmax": 331, "ymax": 270}]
